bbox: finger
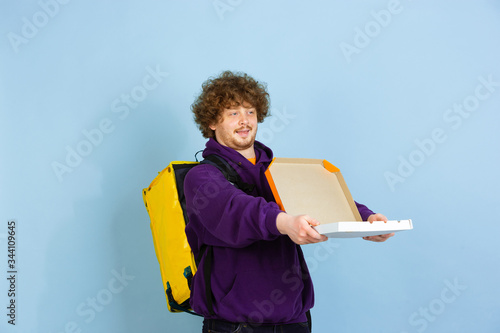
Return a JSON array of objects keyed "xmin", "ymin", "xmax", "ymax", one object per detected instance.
[
  {"xmin": 363, "ymin": 235, "xmax": 383, "ymax": 242},
  {"xmin": 305, "ymin": 234, "xmax": 327, "ymax": 244},
  {"xmin": 378, "ymin": 233, "xmax": 394, "ymax": 239},
  {"xmin": 368, "ymin": 213, "xmax": 388, "ymax": 223},
  {"xmin": 308, "ymin": 232, "xmax": 327, "ymax": 241},
  {"xmin": 301, "ymin": 225, "xmax": 326, "ymax": 242},
  {"xmin": 370, "ymin": 233, "xmax": 394, "ymax": 242},
  {"xmin": 305, "ymin": 216, "xmax": 320, "ymax": 227},
  {"xmin": 377, "ymin": 214, "xmax": 388, "ymax": 222},
  {"xmin": 306, "ymin": 227, "xmax": 324, "ymax": 240}
]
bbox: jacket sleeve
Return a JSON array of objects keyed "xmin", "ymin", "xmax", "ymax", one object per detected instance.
[
  {"xmin": 355, "ymin": 201, "xmax": 375, "ymax": 221},
  {"xmin": 184, "ymin": 164, "xmax": 283, "ymax": 249}
]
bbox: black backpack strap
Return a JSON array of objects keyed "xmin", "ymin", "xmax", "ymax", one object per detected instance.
[
  {"xmin": 194, "ymin": 245, "xmax": 215, "ymax": 316},
  {"xmin": 165, "ymin": 281, "xmax": 203, "ymax": 317},
  {"xmin": 201, "ymin": 245, "xmax": 215, "ymax": 316},
  {"xmin": 201, "ymin": 154, "xmax": 255, "ymax": 194},
  {"xmin": 306, "ymin": 309, "xmax": 312, "ymax": 332}
]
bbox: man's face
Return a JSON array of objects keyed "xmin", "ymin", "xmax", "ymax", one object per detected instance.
[{"xmin": 209, "ymin": 103, "xmax": 258, "ymax": 157}]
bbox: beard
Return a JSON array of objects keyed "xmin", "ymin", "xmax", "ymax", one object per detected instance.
[{"xmin": 216, "ymin": 125, "xmax": 257, "ymax": 152}]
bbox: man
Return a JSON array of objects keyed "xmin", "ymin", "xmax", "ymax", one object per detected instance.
[{"xmin": 184, "ymin": 71, "xmax": 393, "ymax": 333}]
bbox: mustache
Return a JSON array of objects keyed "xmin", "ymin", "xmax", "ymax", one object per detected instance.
[{"xmin": 235, "ymin": 126, "xmax": 252, "ymax": 131}]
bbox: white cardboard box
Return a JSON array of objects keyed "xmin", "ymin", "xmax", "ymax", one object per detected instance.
[
  {"xmin": 313, "ymin": 220, "xmax": 413, "ymax": 238},
  {"xmin": 266, "ymin": 158, "xmax": 413, "ymax": 238}
]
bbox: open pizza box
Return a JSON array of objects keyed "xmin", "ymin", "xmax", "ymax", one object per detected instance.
[{"xmin": 265, "ymin": 158, "xmax": 413, "ymax": 238}]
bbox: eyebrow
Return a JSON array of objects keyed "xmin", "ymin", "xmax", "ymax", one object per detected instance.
[{"xmin": 225, "ymin": 106, "xmax": 255, "ymax": 112}]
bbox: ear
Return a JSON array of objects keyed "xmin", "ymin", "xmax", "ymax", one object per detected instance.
[{"xmin": 209, "ymin": 123, "xmax": 217, "ymax": 131}]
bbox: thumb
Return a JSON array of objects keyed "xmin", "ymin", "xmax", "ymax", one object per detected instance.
[{"xmin": 304, "ymin": 216, "xmax": 320, "ymax": 227}]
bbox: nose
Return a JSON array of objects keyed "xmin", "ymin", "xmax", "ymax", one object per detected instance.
[{"xmin": 239, "ymin": 113, "xmax": 249, "ymax": 125}]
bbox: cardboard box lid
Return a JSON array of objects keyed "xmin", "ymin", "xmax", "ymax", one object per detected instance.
[{"xmin": 266, "ymin": 157, "xmax": 362, "ymax": 224}]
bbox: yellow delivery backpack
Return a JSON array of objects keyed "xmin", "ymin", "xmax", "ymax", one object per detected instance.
[{"xmin": 142, "ymin": 154, "xmax": 255, "ymax": 315}]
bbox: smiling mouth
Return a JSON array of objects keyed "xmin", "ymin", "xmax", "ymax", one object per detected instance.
[{"xmin": 236, "ymin": 128, "xmax": 252, "ymax": 137}]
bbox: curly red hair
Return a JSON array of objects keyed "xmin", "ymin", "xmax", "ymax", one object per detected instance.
[{"xmin": 191, "ymin": 71, "xmax": 270, "ymax": 138}]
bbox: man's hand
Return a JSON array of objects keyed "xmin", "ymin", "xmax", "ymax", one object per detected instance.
[
  {"xmin": 363, "ymin": 213, "xmax": 395, "ymax": 242},
  {"xmin": 276, "ymin": 212, "xmax": 328, "ymax": 245}
]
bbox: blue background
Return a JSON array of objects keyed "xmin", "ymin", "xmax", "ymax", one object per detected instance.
[{"xmin": 1, "ymin": 0, "xmax": 499, "ymax": 332}]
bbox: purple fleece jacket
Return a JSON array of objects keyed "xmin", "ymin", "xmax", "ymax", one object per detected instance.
[{"xmin": 184, "ymin": 138, "xmax": 374, "ymax": 324}]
